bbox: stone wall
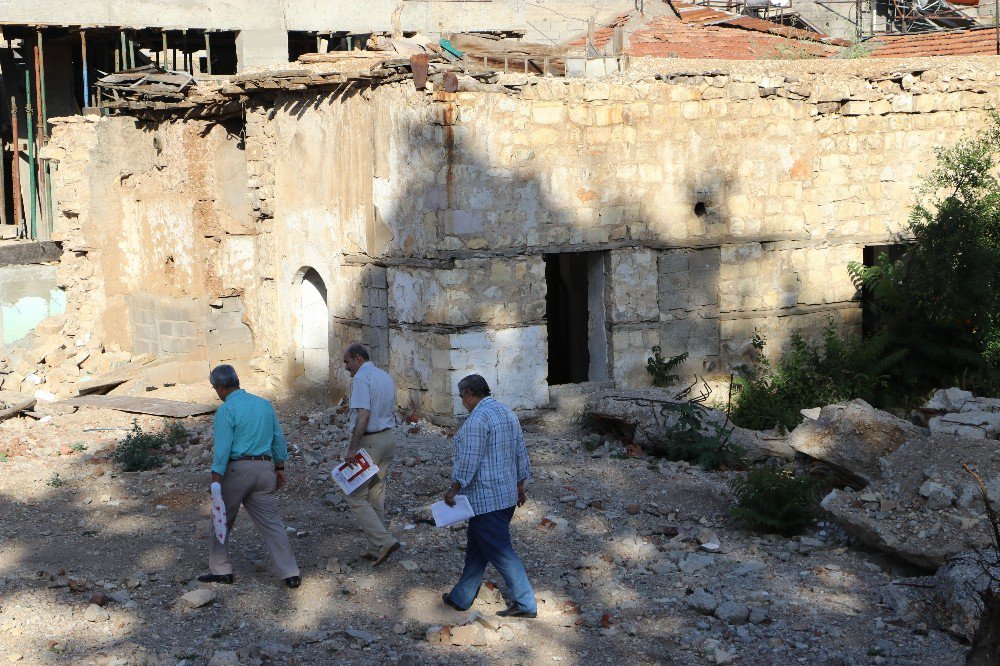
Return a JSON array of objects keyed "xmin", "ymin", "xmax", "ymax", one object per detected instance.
[
  {"xmin": 46, "ymin": 60, "xmax": 1000, "ymax": 421},
  {"xmin": 46, "ymin": 115, "xmax": 258, "ymax": 380}
]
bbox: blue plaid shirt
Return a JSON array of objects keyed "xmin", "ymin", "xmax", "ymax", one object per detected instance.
[{"xmin": 452, "ymin": 397, "xmax": 532, "ymax": 516}]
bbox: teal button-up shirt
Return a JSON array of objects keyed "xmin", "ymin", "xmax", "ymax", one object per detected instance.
[{"xmin": 211, "ymin": 389, "xmax": 289, "ymax": 475}]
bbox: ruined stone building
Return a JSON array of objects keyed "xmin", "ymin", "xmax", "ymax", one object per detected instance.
[{"xmin": 32, "ymin": 49, "xmax": 999, "ymax": 423}]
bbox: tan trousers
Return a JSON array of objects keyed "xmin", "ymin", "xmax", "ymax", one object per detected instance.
[
  {"xmin": 208, "ymin": 460, "xmax": 299, "ymax": 579},
  {"xmin": 346, "ymin": 429, "xmax": 399, "ymax": 555}
]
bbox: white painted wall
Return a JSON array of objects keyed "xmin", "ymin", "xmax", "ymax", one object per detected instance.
[{"xmin": 299, "ymin": 268, "xmax": 329, "ymax": 386}]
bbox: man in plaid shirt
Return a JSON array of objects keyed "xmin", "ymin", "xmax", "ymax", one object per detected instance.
[{"xmin": 441, "ymin": 374, "xmax": 537, "ymax": 618}]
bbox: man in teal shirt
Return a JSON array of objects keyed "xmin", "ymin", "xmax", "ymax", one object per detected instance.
[{"xmin": 199, "ymin": 365, "xmax": 301, "ymax": 588}]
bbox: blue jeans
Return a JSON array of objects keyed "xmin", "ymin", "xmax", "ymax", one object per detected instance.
[{"xmin": 449, "ymin": 506, "xmax": 536, "ymax": 613}]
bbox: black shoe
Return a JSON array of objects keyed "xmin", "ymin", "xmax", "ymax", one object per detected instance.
[
  {"xmin": 497, "ymin": 606, "xmax": 537, "ymax": 618},
  {"xmin": 197, "ymin": 573, "xmax": 233, "ymax": 584},
  {"xmin": 441, "ymin": 592, "xmax": 466, "ymax": 611},
  {"xmin": 284, "ymin": 576, "xmax": 301, "ymax": 589}
]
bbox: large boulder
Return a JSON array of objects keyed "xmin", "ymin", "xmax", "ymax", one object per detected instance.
[
  {"xmin": 583, "ymin": 389, "xmax": 792, "ymax": 461},
  {"xmin": 880, "ymin": 549, "xmax": 1000, "ymax": 641},
  {"xmin": 822, "ymin": 433, "xmax": 1000, "ymax": 569},
  {"xmin": 787, "ymin": 399, "xmax": 926, "ymax": 486}
]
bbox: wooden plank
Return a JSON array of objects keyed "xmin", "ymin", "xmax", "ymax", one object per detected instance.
[
  {"xmin": 0, "ymin": 399, "xmax": 37, "ymax": 422},
  {"xmin": 55, "ymin": 395, "xmax": 217, "ymax": 418}
]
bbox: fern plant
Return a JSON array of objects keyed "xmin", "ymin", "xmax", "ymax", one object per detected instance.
[
  {"xmin": 647, "ymin": 347, "xmax": 688, "ymax": 387},
  {"xmin": 731, "ymin": 464, "xmax": 817, "ymax": 535},
  {"xmin": 657, "ymin": 400, "xmax": 742, "ymax": 470}
]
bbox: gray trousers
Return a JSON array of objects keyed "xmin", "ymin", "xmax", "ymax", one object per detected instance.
[
  {"xmin": 346, "ymin": 429, "xmax": 399, "ymax": 555},
  {"xmin": 208, "ymin": 460, "xmax": 299, "ymax": 579}
]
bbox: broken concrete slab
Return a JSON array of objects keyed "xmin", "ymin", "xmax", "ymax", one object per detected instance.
[
  {"xmin": 929, "ymin": 411, "xmax": 1000, "ymax": 439},
  {"xmin": 56, "ymin": 395, "xmax": 217, "ymax": 418},
  {"xmin": 822, "ymin": 433, "xmax": 1000, "ymax": 569},
  {"xmin": 786, "ymin": 399, "xmax": 926, "ymax": 486},
  {"xmin": 583, "ymin": 388, "xmax": 792, "ymax": 461}
]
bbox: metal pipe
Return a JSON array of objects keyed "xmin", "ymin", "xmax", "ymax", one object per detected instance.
[
  {"xmin": 161, "ymin": 30, "xmax": 167, "ymax": 69},
  {"xmin": 45, "ymin": 161, "xmax": 53, "ymax": 237},
  {"xmin": 81, "ymin": 30, "xmax": 89, "ymax": 107},
  {"xmin": 34, "ymin": 35, "xmax": 47, "ymax": 235},
  {"xmin": 120, "ymin": 30, "xmax": 126, "ymax": 70},
  {"xmin": 128, "ymin": 30, "xmax": 136, "ymax": 69},
  {"xmin": 172, "ymin": 31, "xmax": 177, "ymax": 70},
  {"xmin": 37, "ymin": 29, "xmax": 47, "ymax": 140},
  {"xmin": 24, "ymin": 68, "xmax": 36, "ymax": 240},
  {"xmin": 183, "ymin": 30, "xmax": 189, "ymax": 74},
  {"xmin": 9, "ymin": 96, "xmax": 22, "ymax": 236},
  {"xmin": 114, "ymin": 47, "xmax": 120, "ymax": 73},
  {"xmin": 205, "ymin": 31, "xmax": 212, "ymax": 75}
]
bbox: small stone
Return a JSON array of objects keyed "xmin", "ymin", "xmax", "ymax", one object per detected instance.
[
  {"xmin": 748, "ymin": 606, "xmax": 769, "ymax": 625},
  {"xmin": 449, "ymin": 623, "xmax": 488, "ymax": 646},
  {"xmin": 7, "ymin": 655, "xmax": 23, "ymax": 663},
  {"xmin": 84, "ymin": 603, "xmax": 110, "ymax": 622},
  {"xmin": 207, "ymin": 651, "xmax": 239, "ymax": 666},
  {"xmin": 88, "ymin": 591, "xmax": 109, "ymax": 606},
  {"xmin": 714, "ymin": 647, "xmax": 737, "ymax": 665},
  {"xmin": 625, "ymin": 504, "xmax": 640, "ymax": 515},
  {"xmin": 400, "ymin": 559, "xmax": 420, "ymax": 572},
  {"xmin": 687, "ymin": 589, "xmax": 718, "ymax": 615},
  {"xmin": 715, "ymin": 601, "xmax": 750, "ymax": 625},
  {"xmin": 469, "ymin": 610, "xmax": 500, "ymax": 631},
  {"xmin": 345, "ymin": 628, "xmax": 376, "ymax": 644},
  {"xmin": 425, "ymin": 626, "xmax": 449, "ymax": 644},
  {"xmin": 325, "ymin": 558, "xmax": 343, "ymax": 574},
  {"xmin": 179, "ymin": 587, "xmax": 217, "ymax": 608},
  {"xmin": 679, "ymin": 552, "xmax": 715, "ymax": 573}
]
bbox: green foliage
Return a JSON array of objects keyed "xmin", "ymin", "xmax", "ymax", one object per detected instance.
[
  {"xmin": 841, "ymin": 41, "xmax": 875, "ymax": 59},
  {"xmin": 0, "ymin": 453, "xmax": 7, "ymax": 463},
  {"xmin": 731, "ymin": 464, "xmax": 817, "ymax": 535},
  {"xmin": 849, "ymin": 115, "xmax": 1000, "ymax": 399},
  {"xmin": 581, "ymin": 434, "xmax": 603, "ymax": 452},
  {"xmin": 730, "ymin": 322, "xmax": 904, "ymax": 431},
  {"xmin": 112, "ymin": 420, "xmax": 169, "ymax": 472},
  {"xmin": 657, "ymin": 400, "xmax": 743, "ymax": 470},
  {"xmin": 646, "ymin": 347, "xmax": 689, "ymax": 387},
  {"xmin": 163, "ymin": 421, "xmax": 189, "ymax": 446},
  {"xmin": 70, "ymin": 442, "xmax": 87, "ymax": 452},
  {"xmin": 46, "ymin": 473, "xmax": 66, "ymax": 488}
]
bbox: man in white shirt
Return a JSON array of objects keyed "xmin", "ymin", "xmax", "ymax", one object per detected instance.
[{"xmin": 342, "ymin": 343, "xmax": 400, "ymax": 567}]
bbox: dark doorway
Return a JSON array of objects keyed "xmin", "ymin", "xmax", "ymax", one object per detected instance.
[
  {"xmin": 861, "ymin": 243, "xmax": 909, "ymax": 336},
  {"xmin": 545, "ymin": 252, "xmax": 608, "ymax": 385}
]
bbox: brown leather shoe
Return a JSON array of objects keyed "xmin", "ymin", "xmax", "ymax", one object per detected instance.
[{"xmin": 372, "ymin": 541, "xmax": 400, "ymax": 567}]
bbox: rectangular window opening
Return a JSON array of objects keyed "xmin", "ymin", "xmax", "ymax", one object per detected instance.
[
  {"xmin": 545, "ymin": 252, "xmax": 608, "ymax": 385},
  {"xmin": 861, "ymin": 243, "xmax": 909, "ymax": 337}
]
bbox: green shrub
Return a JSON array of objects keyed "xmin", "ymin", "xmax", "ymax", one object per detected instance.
[
  {"xmin": 46, "ymin": 472, "xmax": 66, "ymax": 487},
  {"xmin": 730, "ymin": 321, "xmax": 904, "ymax": 431},
  {"xmin": 849, "ymin": 115, "xmax": 1000, "ymax": 399},
  {"xmin": 731, "ymin": 464, "xmax": 817, "ymax": 535},
  {"xmin": 581, "ymin": 434, "xmax": 602, "ymax": 452},
  {"xmin": 658, "ymin": 400, "xmax": 743, "ymax": 470},
  {"xmin": 112, "ymin": 420, "xmax": 170, "ymax": 472},
  {"xmin": 647, "ymin": 347, "xmax": 689, "ymax": 387}
]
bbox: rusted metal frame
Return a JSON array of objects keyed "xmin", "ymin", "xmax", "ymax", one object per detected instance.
[
  {"xmin": 81, "ymin": 30, "xmax": 90, "ymax": 107},
  {"xmin": 33, "ymin": 35, "xmax": 48, "ymax": 237},
  {"xmin": 161, "ymin": 30, "xmax": 167, "ymax": 70},
  {"xmin": 129, "ymin": 30, "xmax": 136, "ymax": 69},
  {"xmin": 9, "ymin": 94, "xmax": 22, "ymax": 236},
  {"xmin": 24, "ymin": 67, "xmax": 36, "ymax": 239},
  {"xmin": 37, "ymin": 29, "xmax": 54, "ymax": 236}
]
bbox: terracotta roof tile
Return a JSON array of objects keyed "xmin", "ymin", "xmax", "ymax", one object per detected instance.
[
  {"xmin": 566, "ymin": 3, "xmax": 842, "ymax": 60},
  {"xmin": 869, "ymin": 26, "xmax": 1000, "ymax": 57}
]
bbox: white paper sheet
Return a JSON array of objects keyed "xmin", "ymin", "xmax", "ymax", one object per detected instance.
[
  {"xmin": 331, "ymin": 449, "xmax": 380, "ymax": 495},
  {"xmin": 430, "ymin": 495, "xmax": 475, "ymax": 527},
  {"xmin": 209, "ymin": 481, "xmax": 227, "ymax": 544}
]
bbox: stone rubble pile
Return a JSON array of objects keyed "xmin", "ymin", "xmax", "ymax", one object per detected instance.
[{"xmin": 0, "ymin": 314, "xmax": 133, "ymax": 399}]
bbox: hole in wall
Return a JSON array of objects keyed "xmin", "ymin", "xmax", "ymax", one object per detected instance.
[
  {"xmin": 694, "ymin": 201, "xmax": 707, "ymax": 217},
  {"xmin": 545, "ymin": 252, "xmax": 609, "ymax": 386}
]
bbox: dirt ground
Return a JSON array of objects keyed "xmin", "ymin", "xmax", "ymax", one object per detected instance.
[{"xmin": 0, "ymin": 380, "xmax": 972, "ymax": 665}]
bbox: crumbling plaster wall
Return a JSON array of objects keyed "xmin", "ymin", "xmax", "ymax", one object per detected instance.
[{"xmin": 47, "ymin": 115, "xmax": 257, "ymax": 382}]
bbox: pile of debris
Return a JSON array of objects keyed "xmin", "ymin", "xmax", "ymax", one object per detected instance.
[{"xmin": 0, "ymin": 314, "xmax": 161, "ymax": 405}]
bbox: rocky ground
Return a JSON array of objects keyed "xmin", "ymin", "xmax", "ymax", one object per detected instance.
[{"xmin": 0, "ymin": 381, "xmax": 975, "ymax": 665}]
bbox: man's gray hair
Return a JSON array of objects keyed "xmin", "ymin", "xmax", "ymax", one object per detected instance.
[
  {"xmin": 345, "ymin": 343, "xmax": 370, "ymax": 361},
  {"xmin": 210, "ymin": 364, "xmax": 240, "ymax": 389},
  {"xmin": 457, "ymin": 374, "xmax": 491, "ymax": 398}
]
